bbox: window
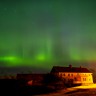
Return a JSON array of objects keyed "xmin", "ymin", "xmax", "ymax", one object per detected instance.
[
  {"xmin": 83, "ymin": 78, "xmax": 86, "ymax": 81},
  {"xmin": 68, "ymin": 74, "xmax": 70, "ymax": 76},
  {"xmin": 74, "ymin": 77, "xmax": 77, "ymax": 81}
]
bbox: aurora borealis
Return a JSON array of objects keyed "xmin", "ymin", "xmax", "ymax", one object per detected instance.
[{"xmin": 0, "ymin": 0, "xmax": 96, "ymax": 72}]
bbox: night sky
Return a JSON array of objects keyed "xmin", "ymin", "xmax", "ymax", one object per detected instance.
[{"xmin": 0, "ymin": 0, "xmax": 96, "ymax": 73}]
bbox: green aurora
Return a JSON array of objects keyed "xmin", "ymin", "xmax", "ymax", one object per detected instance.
[{"xmin": 0, "ymin": 0, "xmax": 96, "ymax": 71}]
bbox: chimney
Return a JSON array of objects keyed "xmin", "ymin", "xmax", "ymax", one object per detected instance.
[
  {"xmin": 69, "ymin": 64, "xmax": 72, "ymax": 68},
  {"xmin": 80, "ymin": 66, "xmax": 82, "ymax": 69},
  {"xmin": 80, "ymin": 66, "xmax": 82, "ymax": 71}
]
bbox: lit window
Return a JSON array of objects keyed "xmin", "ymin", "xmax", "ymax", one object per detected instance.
[
  {"xmin": 74, "ymin": 77, "xmax": 77, "ymax": 81},
  {"xmin": 83, "ymin": 78, "xmax": 86, "ymax": 81}
]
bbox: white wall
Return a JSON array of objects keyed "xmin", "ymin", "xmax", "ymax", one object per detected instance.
[{"xmin": 57, "ymin": 72, "xmax": 93, "ymax": 84}]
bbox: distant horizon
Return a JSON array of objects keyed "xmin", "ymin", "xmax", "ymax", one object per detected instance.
[{"xmin": 0, "ymin": 62, "xmax": 96, "ymax": 75}]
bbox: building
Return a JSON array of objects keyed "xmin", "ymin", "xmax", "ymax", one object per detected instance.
[
  {"xmin": 17, "ymin": 74, "xmax": 46, "ymax": 86},
  {"xmin": 50, "ymin": 65, "xmax": 93, "ymax": 85}
]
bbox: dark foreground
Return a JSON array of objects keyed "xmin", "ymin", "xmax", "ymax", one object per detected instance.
[
  {"xmin": 37, "ymin": 89, "xmax": 96, "ymax": 96},
  {"xmin": 0, "ymin": 79, "xmax": 96, "ymax": 96},
  {"xmin": 0, "ymin": 79, "xmax": 56, "ymax": 96}
]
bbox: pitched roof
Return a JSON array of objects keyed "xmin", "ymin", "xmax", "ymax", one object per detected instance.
[{"xmin": 51, "ymin": 66, "xmax": 91, "ymax": 73}]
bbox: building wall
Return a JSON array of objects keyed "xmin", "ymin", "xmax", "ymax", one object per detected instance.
[
  {"xmin": 80, "ymin": 73, "xmax": 93, "ymax": 84},
  {"xmin": 57, "ymin": 72, "xmax": 93, "ymax": 85}
]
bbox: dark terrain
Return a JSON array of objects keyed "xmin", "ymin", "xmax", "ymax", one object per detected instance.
[
  {"xmin": 0, "ymin": 79, "xmax": 96, "ymax": 96},
  {"xmin": 0, "ymin": 79, "xmax": 56, "ymax": 96}
]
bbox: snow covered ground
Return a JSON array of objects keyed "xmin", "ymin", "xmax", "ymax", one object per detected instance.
[
  {"xmin": 36, "ymin": 84, "xmax": 96, "ymax": 96},
  {"xmin": 73, "ymin": 83, "xmax": 96, "ymax": 89}
]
